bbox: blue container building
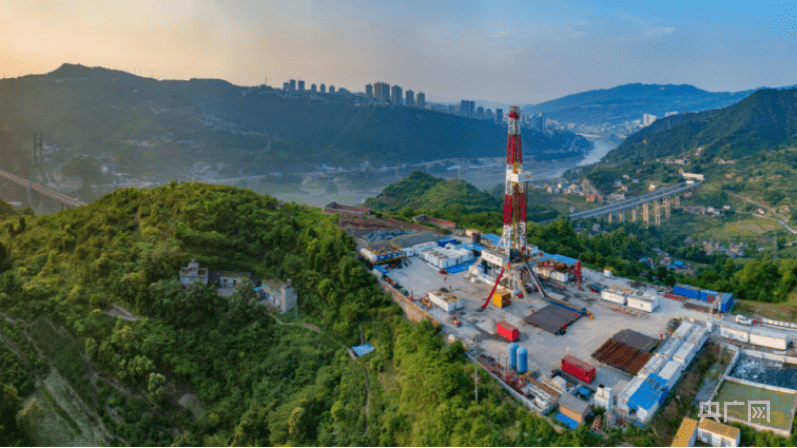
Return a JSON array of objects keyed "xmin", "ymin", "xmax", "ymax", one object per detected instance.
[
  {"xmin": 673, "ymin": 284, "xmax": 701, "ymax": 299},
  {"xmin": 719, "ymin": 292, "xmax": 734, "ymax": 313},
  {"xmin": 517, "ymin": 347, "xmax": 528, "ymax": 373}
]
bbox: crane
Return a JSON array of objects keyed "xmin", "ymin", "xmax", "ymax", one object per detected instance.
[{"xmin": 478, "ymin": 264, "xmax": 507, "ymax": 311}]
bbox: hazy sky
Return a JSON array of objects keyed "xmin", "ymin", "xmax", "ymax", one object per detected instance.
[{"xmin": 2, "ymin": 0, "xmax": 795, "ymax": 104}]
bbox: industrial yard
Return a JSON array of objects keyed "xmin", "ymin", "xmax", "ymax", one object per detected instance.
[{"xmin": 346, "ymin": 106, "xmax": 797, "ymax": 441}]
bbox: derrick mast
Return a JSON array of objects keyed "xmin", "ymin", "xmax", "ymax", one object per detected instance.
[{"xmin": 496, "ymin": 106, "xmax": 527, "ymax": 261}]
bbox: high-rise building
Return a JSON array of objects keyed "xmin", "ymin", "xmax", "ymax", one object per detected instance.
[
  {"xmin": 365, "ymin": 84, "xmax": 373, "ymax": 99},
  {"xmin": 459, "ymin": 100, "xmax": 475, "ymax": 117},
  {"xmin": 319, "ymin": 83, "xmax": 326, "ymax": 93},
  {"xmin": 329, "ymin": 85, "xmax": 335, "ymax": 93},
  {"xmin": 538, "ymin": 113, "xmax": 547, "ymax": 133},
  {"xmin": 289, "ymin": 79, "xmax": 296, "ymax": 91},
  {"xmin": 373, "ymin": 82, "xmax": 390, "ymax": 102},
  {"xmin": 283, "ymin": 82, "xmax": 290, "ymax": 91},
  {"xmin": 495, "ymin": 108, "xmax": 503, "ymax": 123},
  {"xmin": 417, "ymin": 92, "xmax": 425, "ymax": 108},
  {"xmin": 486, "ymin": 109, "xmax": 493, "ymax": 120},
  {"xmin": 391, "ymin": 85, "xmax": 403, "ymax": 105},
  {"xmin": 311, "ymin": 83, "xmax": 317, "ymax": 92},
  {"xmin": 476, "ymin": 105, "xmax": 484, "ymax": 119},
  {"xmin": 405, "ymin": 90, "xmax": 414, "ymax": 106},
  {"xmin": 298, "ymin": 80, "xmax": 305, "ymax": 91}
]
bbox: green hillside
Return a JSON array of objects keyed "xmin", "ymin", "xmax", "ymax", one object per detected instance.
[
  {"xmin": 0, "ymin": 198, "xmax": 18, "ymax": 216},
  {"xmin": 606, "ymin": 88, "xmax": 797, "ymax": 162},
  {"xmin": 0, "ymin": 183, "xmax": 603, "ymax": 446},
  {"xmin": 363, "ymin": 171, "xmax": 499, "ymax": 213},
  {"xmin": 0, "ymin": 64, "xmax": 588, "ymax": 182}
]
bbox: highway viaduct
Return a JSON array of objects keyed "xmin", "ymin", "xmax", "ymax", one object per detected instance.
[{"xmin": 538, "ymin": 181, "xmax": 700, "ymax": 226}]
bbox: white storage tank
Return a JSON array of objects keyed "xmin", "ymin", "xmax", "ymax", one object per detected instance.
[
  {"xmin": 658, "ymin": 360, "xmax": 683, "ymax": 390},
  {"xmin": 749, "ymin": 328, "xmax": 788, "ymax": 351},
  {"xmin": 719, "ymin": 324, "xmax": 749, "ymax": 343},
  {"xmin": 601, "ymin": 289, "xmax": 626, "ymax": 305},
  {"xmin": 672, "ymin": 340, "xmax": 697, "ymax": 367}
]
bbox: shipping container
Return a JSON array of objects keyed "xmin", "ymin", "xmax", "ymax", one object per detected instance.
[
  {"xmin": 517, "ymin": 347, "xmax": 528, "ymax": 373},
  {"xmin": 561, "ymin": 355, "xmax": 596, "ymax": 383},
  {"xmin": 686, "ymin": 327, "xmax": 708, "ymax": 348},
  {"xmin": 719, "ymin": 292, "xmax": 734, "ymax": 313},
  {"xmin": 654, "ymin": 337, "xmax": 683, "ymax": 360},
  {"xmin": 551, "ymin": 271, "xmax": 570, "ymax": 283},
  {"xmin": 673, "ymin": 284, "xmax": 701, "ymax": 299},
  {"xmin": 497, "ymin": 321, "xmax": 519, "ymax": 341},
  {"xmin": 601, "ymin": 289, "xmax": 626, "ymax": 305},
  {"xmin": 493, "ymin": 294, "xmax": 511, "ymax": 308},
  {"xmin": 626, "ymin": 296, "xmax": 659, "ymax": 313},
  {"xmin": 749, "ymin": 328, "xmax": 788, "ymax": 351},
  {"xmin": 699, "ymin": 289, "xmax": 720, "ymax": 302},
  {"xmin": 720, "ymin": 323, "xmax": 750, "ymax": 342},
  {"xmin": 428, "ymin": 291, "xmax": 462, "ymax": 312},
  {"xmin": 672, "ymin": 340, "xmax": 697, "ymax": 367},
  {"xmin": 674, "ymin": 322, "xmax": 694, "ymax": 339},
  {"xmin": 658, "ymin": 360, "xmax": 683, "ymax": 390},
  {"xmin": 509, "ymin": 343, "xmax": 518, "ymax": 370}
]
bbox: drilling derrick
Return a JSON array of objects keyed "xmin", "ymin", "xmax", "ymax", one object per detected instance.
[
  {"xmin": 496, "ymin": 106, "xmax": 527, "ymax": 260},
  {"xmin": 467, "ymin": 106, "xmax": 547, "ymax": 306}
]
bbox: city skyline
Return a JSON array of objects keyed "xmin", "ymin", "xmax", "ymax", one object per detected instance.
[{"xmin": 2, "ymin": 1, "xmax": 795, "ymax": 104}]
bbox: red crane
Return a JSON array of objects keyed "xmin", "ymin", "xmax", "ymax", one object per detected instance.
[{"xmin": 479, "ymin": 265, "xmax": 507, "ymax": 311}]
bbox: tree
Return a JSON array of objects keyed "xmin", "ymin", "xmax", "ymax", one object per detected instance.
[{"xmin": 226, "ymin": 279, "xmax": 257, "ymax": 326}]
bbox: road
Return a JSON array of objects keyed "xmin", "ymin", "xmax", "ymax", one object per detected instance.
[
  {"xmin": 0, "ymin": 168, "xmax": 86, "ymax": 208},
  {"xmin": 721, "ymin": 189, "xmax": 797, "ymax": 234}
]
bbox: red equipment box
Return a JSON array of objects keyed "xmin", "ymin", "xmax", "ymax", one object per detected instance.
[
  {"xmin": 561, "ymin": 355, "xmax": 596, "ymax": 383},
  {"xmin": 496, "ymin": 321, "xmax": 519, "ymax": 341}
]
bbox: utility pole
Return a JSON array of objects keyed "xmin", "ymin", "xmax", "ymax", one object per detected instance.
[{"xmin": 474, "ymin": 363, "xmax": 479, "ymax": 404}]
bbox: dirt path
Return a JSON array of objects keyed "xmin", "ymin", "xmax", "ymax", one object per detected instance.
[
  {"xmin": 265, "ymin": 312, "xmax": 370, "ymax": 433},
  {"xmin": 715, "ymin": 187, "xmax": 797, "ymax": 234}
]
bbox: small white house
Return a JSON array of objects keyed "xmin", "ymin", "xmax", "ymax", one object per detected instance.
[
  {"xmin": 179, "ymin": 259, "xmax": 209, "ymax": 287},
  {"xmin": 696, "ymin": 419, "xmax": 740, "ymax": 447}
]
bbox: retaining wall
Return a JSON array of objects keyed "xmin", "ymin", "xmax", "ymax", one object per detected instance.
[
  {"xmin": 739, "ymin": 348, "xmax": 797, "ymax": 366},
  {"xmin": 724, "ymin": 415, "xmax": 792, "ymax": 439},
  {"xmin": 377, "ymin": 279, "xmax": 440, "ymax": 326}
]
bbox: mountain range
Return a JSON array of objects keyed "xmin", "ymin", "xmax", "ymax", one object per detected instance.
[
  {"xmin": 521, "ymin": 83, "xmax": 796, "ymax": 127},
  {"xmin": 606, "ymin": 87, "xmax": 797, "ymax": 162},
  {"xmin": 0, "ymin": 64, "xmax": 587, "ymax": 184}
]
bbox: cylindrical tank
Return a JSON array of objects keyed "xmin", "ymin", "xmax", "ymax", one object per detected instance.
[
  {"xmin": 517, "ymin": 347, "xmax": 528, "ymax": 373},
  {"xmin": 509, "ymin": 343, "xmax": 518, "ymax": 370}
]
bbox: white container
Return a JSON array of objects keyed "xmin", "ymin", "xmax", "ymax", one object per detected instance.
[
  {"xmin": 601, "ymin": 289, "xmax": 626, "ymax": 305},
  {"xmin": 687, "ymin": 326, "xmax": 708, "ymax": 348},
  {"xmin": 658, "ymin": 360, "xmax": 683, "ymax": 390},
  {"xmin": 719, "ymin": 324, "xmax": 749, "ymax": 343},
  {"xmin": 603, "ymin": 269, "xmax": 613, "ymax": 277},
  {"xmin": 654, "ymin": 337, "xmax": 683, "ymax": 360},
  {"xmin": 639, "ymin": 356, "xmax": 664, "ymax": 377},
  {"xmin": 749, "ymin": 328, "xmax": 788, "ymax": 350},
  {"xmin": 673, "ymin": 340, "xmax": 697, "ymax": 367},
  {"xmin": 674, "ymin": 322, "xmax": 694, "ymax": 339},
  {"xmin": 626, "ymin": 296, "xmax": 657, "ymax": 313}
]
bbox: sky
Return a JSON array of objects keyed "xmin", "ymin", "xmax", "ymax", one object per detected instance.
[{"xmin": 1, "ymin": 0, "xmax": 795, "ymax": 104}]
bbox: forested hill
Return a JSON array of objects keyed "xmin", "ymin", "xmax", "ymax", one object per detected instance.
[
  {"xmin": 521, "ymin": 83, "xmax": 756, "ymax": 127},
  {"xmin": 605, "ymin": 88, "xmax": 797, "ymax": 162},
  {"xmin": 0, "ymin": 63, "xmax": 587, "ymax": 180},
  {"xmin": 363, "ymin": 171, "xmax": 500, "ymax": 213},
  {"xmin": 0, "ymin": 182, "xmax": 597, "ymax": 446}
]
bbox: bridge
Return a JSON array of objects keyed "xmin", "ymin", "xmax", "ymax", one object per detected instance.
[
  {"xmin": 539, "ymin": 181, "xmax": 700, "ymax": 226},
  {"xmin": 0, "ymin": 168, "xmax": 85, "ymax": 210}
]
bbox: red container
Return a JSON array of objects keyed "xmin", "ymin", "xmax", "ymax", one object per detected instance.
[
  {"xmin": 496, "ymin": 321, "xmax": 519, "ymax": 341},
  {"xmin": 561, "ymin": 355, "xmax": 596, "ymax": 383}
]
